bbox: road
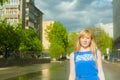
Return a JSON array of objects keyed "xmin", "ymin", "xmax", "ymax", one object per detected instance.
[
  {"xmin": 0, "ymin": 61, "xmax": 69, "ymax": 80},
  {"xmin": 0, "ymin": 60, "xmax": 120, "ymax": 80},
  {"xmin": 103, "ymin": 60, "xmax": 120, "ymax": 80}
]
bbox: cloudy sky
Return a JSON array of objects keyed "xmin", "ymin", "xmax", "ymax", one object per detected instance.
[{"xmin": 35, "ymin": 0, "xmax": 113, "ymax": 33}]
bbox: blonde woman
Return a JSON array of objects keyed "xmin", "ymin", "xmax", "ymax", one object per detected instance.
[{"xmin": 69, "ymin": 29, "xmax": 105, "ymax": 80}]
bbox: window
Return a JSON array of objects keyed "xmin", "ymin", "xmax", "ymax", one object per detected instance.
[{"xmin": 9, "ymin": 0, "xmax": 19, "ymax": 5}]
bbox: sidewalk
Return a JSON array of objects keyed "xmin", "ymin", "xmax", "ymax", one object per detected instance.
[
  {"xmin": 0, "ymin": 63, "xmax": 50, "ymax": 80},
  {"xmin": 102, "ymin": 59, "xmax": 120, "ymax": 80},
  {"xmin": 103, "ymin": 59, "xmax": 120, "ymax": 67}
]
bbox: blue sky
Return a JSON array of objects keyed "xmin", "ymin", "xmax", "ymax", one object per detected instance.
[{"xmin": 35, "ymin": 0, "xmax": 113, "ymax": 33}]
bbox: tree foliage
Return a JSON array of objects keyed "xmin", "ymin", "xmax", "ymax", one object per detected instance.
[
  {"xmin": 0, "ymin": 19, "xmax": 42, "ymax": 58},
  {"xmin": 49, "ymin": 43, "xmax": 64, "ymax": 59},
  {"xmin": 0, "ymin": 19, "xmax": 21, "ymax": 58},
  {"xmin": 0, "ymin": 0, "xmax": 8, "ymax": 5},
  {"xmin": 67, "ymin": 32, "xmax": 78, "ymax": 54},
  {"xmin": 45, "ymin": 21, "xmax": 68, "ymax": 59},
  {"xmin": 88, "ymin": 27, "xmax": 113, "ymax": 55},
  {"xmin": 19, "ymin": 28, "xmax": 42, "ymax": 52}
]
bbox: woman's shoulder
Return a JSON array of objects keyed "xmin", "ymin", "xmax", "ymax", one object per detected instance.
[
  {"xmin": 70, "ymin": 51, "xmax": 78, "ymax": 55},
  {"xmin": 69, "ymin": 52, "xmax": 75, "ymax": 60},
  {"xmin": 70, "ymin": 52, "xmax": 74, "ymax": 56},
  {"xmin": 96, "ymin": 49, "xmax": 102, "ymax": 58},
  {"xmin": 70, "ymin": 52, "xmax": 77, "ymax": 57},
  {"xmin": 96, "ymin": 49, "xmax": 101, "ymax": 54}
]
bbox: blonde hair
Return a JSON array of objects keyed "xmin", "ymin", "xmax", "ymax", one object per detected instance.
[{"xmin": 75, "ymin": 29, "xmax": 97, "ymax": 59}]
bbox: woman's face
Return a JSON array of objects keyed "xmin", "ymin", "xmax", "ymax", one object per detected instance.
[{"xmin": 80, "ymin": 35, "xmax": 91, "ymax": 48}]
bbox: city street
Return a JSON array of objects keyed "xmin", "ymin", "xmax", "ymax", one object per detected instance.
[
  {"xmin": 0, "ymin": 0, "xmax": 118, "ymax": 80},
  {"xmin": 0, "ymin": 60, "xmax": 120, "ymax": 80},
  {"xmin": 0, "ymin": 61, "xmax": 70, "ymax": 80},
  {"xmin": 103, "ymin": 60, "xmax": 120, "ymax": 80}
]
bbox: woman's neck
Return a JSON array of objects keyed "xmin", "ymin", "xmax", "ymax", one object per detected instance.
[{"xmin": 80, "ymin": 47, "xmax": 90, "ymax": 52}]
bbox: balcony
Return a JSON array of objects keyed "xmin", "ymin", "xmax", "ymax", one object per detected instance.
[
  {"xmin": 3, "ymin": 14, "xmax": 18, "ymax": 18},
  {"xmin": 5, "ymin": 5, "xmax": 19, "ymax": 9}
]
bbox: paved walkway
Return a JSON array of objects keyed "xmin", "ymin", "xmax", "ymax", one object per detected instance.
[
  {"xmin": 0, "ymin": 63, "xmax": 51, "ymax": 80},
  {"xmin": 0, "ymin": 60, "xmax": 120, "ymax": 80},
  {"xmin": 103, "ymin": 60, "xmax": 120, "ymax": 80}
]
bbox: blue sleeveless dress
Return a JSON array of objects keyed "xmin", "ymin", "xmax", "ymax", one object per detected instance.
[{"xmin": 74, "ymin": 51, "xmax": 100, "ymax": 80}]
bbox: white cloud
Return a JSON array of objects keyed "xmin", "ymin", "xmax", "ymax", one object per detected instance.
[
  {"xmin": 91, "ymin": 0, "xmax": 112, "ymax": 7},
  {"xmin": 35, "ymin": 0, "xmax": 113, "ymax": 33},
  {"xmin": 57, "ymin": 0, "xmax": 77, "ymax": 11}
]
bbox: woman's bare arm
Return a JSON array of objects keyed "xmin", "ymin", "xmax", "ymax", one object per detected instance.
[
  {"xmin": 69, "ymin": 52, "xmax": 76, "ymax": 80},
  {"xmin": 97, "ymin": 50, "xmax": 105, "ymax": 80}
]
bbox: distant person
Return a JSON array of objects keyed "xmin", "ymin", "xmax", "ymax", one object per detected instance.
[{"xmin": 68, "ymin": 29, "xmax": 105, "ymax": 80}]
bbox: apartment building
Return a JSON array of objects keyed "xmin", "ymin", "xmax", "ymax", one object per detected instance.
[
  {"xmin": 42, "ymin": 21, "xmax": 54, "ymax": 51},
  {"xmin": 113, "ymin": 0, "xmax": 120, "ymax": 59},
  {"xmin": 0, "ymin": 0, "xmax": 43, "ymax": 40}
]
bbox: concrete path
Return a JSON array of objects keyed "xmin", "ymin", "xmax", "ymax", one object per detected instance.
[
  {"xmin": 103, "ymin": 60, "xmax": 120, "ymax": 80},
  {"xmin": 0, "ymin": 63, "xmax": 51, "ymax": 80},
  {"xmin": 0, "ymin": 60, "xmax": 120, "ymax": 80}
]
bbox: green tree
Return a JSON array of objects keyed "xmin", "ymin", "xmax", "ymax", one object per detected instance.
[
  {"xmin": 67, "ymin": 32, "xmax": 78, "ymax": 54},
  {"xmin": 0, "ymin": 19, "xmax": 21, "ymax": 58},
  {"xmin": 0, "ymin": 19, "xmax": 42, "ymax": 58},
  {"xmin": 46, "ymin": 21, "xmax": 68, "ymax": 59},
  {"xmin": 49, "ymin": 43, "xmax": 64, "ymax": 59},
  {"xmin": 0, "ymin": 0, "xmax": 8, "ymax": 5},
  {"xmin": 31, "ymin": 37, "xmax": 42, "ymax": 52},
  {"xmin": 98, "ymin": 28, "xmax": 113, "ymax": 54},
  {"xmin": 19, "ymin": 28, "xmax": 42, "ymax": 57},
  {"xmin": 88, "ymin": 27, "xmax": 113, "ymax": 55}
]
